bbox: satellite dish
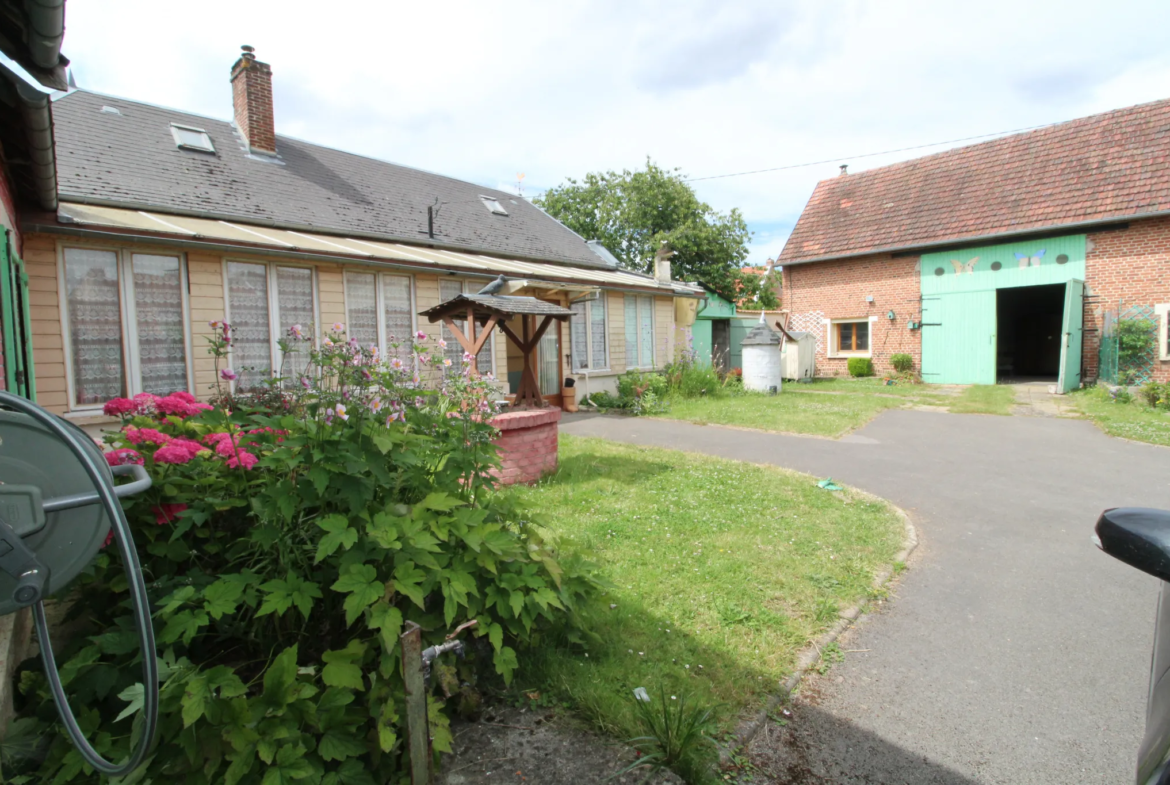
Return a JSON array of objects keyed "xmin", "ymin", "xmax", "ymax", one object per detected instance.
[{"xmin": 0, "ymin": 391, "xmax": 158, "ymax": 776}]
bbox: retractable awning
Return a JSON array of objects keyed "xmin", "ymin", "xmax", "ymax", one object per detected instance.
[{"xmin": 48, "ymin": 202, "xmax": 703, "ymax": 297}]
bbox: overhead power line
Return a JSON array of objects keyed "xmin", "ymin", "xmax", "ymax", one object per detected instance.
[{"xmin": 684, "ymin": 121, "xmax": 1061, "ymax": 183}]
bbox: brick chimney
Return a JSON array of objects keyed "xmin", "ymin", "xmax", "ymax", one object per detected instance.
[{"xmin": 230, "ymin": 45, "xmax": 276, "ymax": 155}]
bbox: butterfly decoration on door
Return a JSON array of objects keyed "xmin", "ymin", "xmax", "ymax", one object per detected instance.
[
  {"xmin": 1014, "ymin": 249, "xmax": 1046, "ymax": 268},
  {"xmin": 950, "ymin": 256, "xmax": 979, "ymax": 275}
]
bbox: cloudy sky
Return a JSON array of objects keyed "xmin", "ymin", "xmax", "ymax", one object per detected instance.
[{"xmin": 63, "ymin": 0, "xmax": 1170, "ymax": 265}]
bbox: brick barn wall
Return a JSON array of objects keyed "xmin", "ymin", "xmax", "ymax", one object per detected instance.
[
  {"xmin": 781, "ymin": 253, "xmax": 922, "ymax": 378},
  {"xmin": 1084, "ymin": 216, "xmax": 1170, "ymax": 384}
]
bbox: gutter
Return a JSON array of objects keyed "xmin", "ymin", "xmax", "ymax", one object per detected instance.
[
  {"xmin": 779, "ymin": 209, "xmax": 1170, "ymax": 265},
  {"xmin": 23, "ymin": 0, "xmax": 65, "ymax": 70},
  {"xmin": 24, "ymin": 218, "xmax": 700, "ymax": 297},
  {"xmin": 0, "ymin": 49, "xmax": 56, "ymax": 210}
]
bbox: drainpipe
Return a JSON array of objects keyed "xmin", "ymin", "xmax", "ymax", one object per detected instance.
[
  {"xmin": 0, "ymin": 49, "xmax": 57, "ymax": 210},
  {"xmin": 23, "ymin": 0, "xmax": 65, "ymax": 70}
]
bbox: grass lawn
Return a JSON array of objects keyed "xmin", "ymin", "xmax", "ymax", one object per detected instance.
[
  {"xmin": 655, "ymin": 378, "xmax": 955, "ymax": 438},
  {"xmin": 947, "ymin": 384, "xmax": 1016, "ymax": 415},
  {"xmin": 1072, "ymin": 385, "xmax": 1170, "ymax": 446},
  {"xmin": 506, "ymin": 435, "xmax": 905, "ymax": 748}
]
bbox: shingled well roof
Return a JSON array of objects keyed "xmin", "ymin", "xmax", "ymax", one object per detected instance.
[
  {"xmin": 779, "ymin": 97, "xmax": 1170, "ymax": 264},
  {"xmin": 51, "ymin": 89, "xmax": 607, "ymax": 268}
]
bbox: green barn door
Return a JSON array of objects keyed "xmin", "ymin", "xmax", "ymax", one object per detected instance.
[
  {"xmin": 1057, "ymin": 279, "xmax": 1084, "ymax": 394},
  {"xmin": 0, "ymin": 231, "xmax": 35, "ymax": 399},
  {"xmin": 921, "ymin": 290, "xmax": 996, "ymax": 385}
]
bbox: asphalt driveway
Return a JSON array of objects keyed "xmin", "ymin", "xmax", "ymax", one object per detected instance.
[{"xmin": 561, "ymin": 409, "xmax": 1170, "ymax": 784}]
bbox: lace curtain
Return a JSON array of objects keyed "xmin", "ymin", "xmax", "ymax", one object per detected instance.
[
  {"xmin": 226, "ymin": 262, "xmax": 271, "ymax": 387},
  {"xmin": 382, "ymin": 274, "xmax": 413, "ymax": 365},
  {"xmin": 132, "ymin": 254, "xmax": 187, "ymax": 395},
  {"xmin": 64, "ymin": 248, "xmax": 124, "ymax": 405},
  {"xmin": 570, "ymin": 300, "xmax": 587, "ymax": 371},
  {"xmin": 275, "ymin": 266, "xmax": 315, "ymax": 381},
  {"xmin": 345, "ymin": 272, "xmax": 378, "ymax": 348},
  {"xmin": 591, "ymin": 296, "xmax": 607, "ymax": 369},
  {"xmin": 638, "ymin": 296, "xmax": 654, "ymax": 368},
  {"xmin": 538, "ymin": 326, "xmax": 559, "ymax": 395},
  {"xmin": 624, "ymin": 295, "xmax": 639, "ymax": 368}
]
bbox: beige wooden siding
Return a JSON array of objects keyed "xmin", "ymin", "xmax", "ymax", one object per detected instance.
[
  {"xmin": 24, "ymin": 233, "xmax": 66, "ymax": 411},
  {"xmin": 187, "ymin": 253, "xmax": 224, "ymax": 401},
  {"xmin": 655, "ymin": 296, "xmax": 674, "ymax": 369},
  {"xmin": 317, "ymin": 263, "xmax": 346, "ymax": 331},
  {"xmin": 606, "ymin": 291, "xmax": 627, "ymax": 373}
]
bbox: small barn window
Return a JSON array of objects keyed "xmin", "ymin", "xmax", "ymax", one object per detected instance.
[
  {"xmin": 831, "ymin": 318, "xmax": 870, "ymax": 357},
  {"xmin": 171, "ymin": 124, "xmax": 215, "ymax": 153}
]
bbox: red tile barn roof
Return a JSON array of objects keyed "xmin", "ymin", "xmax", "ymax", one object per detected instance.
[{"xmin": 778, "ymin": 97, "xmax": 1170, "ymax": 264}]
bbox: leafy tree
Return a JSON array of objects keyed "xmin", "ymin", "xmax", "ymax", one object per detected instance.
[{"xmin": 536, "ymin": 159, "xmax": 752, "ymax": 295}]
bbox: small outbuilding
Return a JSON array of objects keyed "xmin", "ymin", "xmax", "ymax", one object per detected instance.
[
  {"xmin": 780, "ymin": 330, "xmax": 817, "ymax": 381},
  {"xmin": 741, "ymin": 315, "xmax": 783, "ymax": 393}
]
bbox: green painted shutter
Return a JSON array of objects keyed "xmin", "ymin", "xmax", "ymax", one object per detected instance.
[
  {"xmin": 921, "ymin": 290, "xmax": 997, "ymax": 384},
  {"xmin": 0, "ymin": 232, "xmax": 35, "ymax": 399},
  {"xmin": 1058, "ymin": 280, "xmax": 1084, "ymax": 393}
]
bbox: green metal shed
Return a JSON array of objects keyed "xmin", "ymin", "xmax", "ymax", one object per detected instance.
[
  {"xmin": 693, "ymin": 287, "xmax": 736, "ymax": 370},
  {"xmin": 919, "ymin": 235, "xmax": 1085, "ymax": 391}
]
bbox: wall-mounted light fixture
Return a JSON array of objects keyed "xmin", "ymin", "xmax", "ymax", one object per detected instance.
[
  {"xmin": 887, "ymin": 310, "xmax": 896, "ymax": 320},
  {"xmin": 865, "ymin": 295, "xmax": 874, "ymax": 303}
]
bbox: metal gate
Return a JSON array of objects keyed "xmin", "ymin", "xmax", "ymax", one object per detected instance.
[
  {"xmin": 0, "ymin": 230, "xmax": 35, "ymax": 399},
  {"xmin": 1099, "ymin": 303, "xmax": 1158, "ymax": 386}
]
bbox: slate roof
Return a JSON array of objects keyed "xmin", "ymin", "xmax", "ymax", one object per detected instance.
[
  {"xmin": 779, "ymin": 97, "xmax": 1170, "ymax": 264},
  {"xmin": 50, "ymin": 89, "xmax": 607, "ymax": 268}
]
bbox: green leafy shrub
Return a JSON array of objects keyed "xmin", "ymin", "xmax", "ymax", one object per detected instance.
[
  {"xmin": 664, "ymin": 354, "xmax": 724, "ymax": 399},
  {"xmin": 614, "ymin": 370, "xmax": 669, "ymax": 415},
  {"xmin": 1139, "ymin": 381, "xmax": 1170, "ymax": 411},
  {"xmin": 582, "ymin": 390, "xmax": 624, "ymax": 410},
  {"xmin": 890, "ymin": 353, "xmax": 914, "ymax": 373},
  {"xmin": 12, "ymin": 324, "xmax": 599, "ymax": 784},
  {"xmin": 847, "ymin": 357, "xmax": 875, "ymax": 378}
]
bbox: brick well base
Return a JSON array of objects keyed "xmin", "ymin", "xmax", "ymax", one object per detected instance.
[{"xmin": 490, "ymin": 408, "xmax": 560, "ymax": 485}]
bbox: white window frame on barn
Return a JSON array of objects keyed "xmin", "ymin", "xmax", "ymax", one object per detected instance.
[
  {"xmin": 222, "ymin": 260, "xmax": 320, "ymax": 388},
  {"xmin": 569, "ymin": 293, "xmax": 609, "ymax": 372},
  {"xmin": 828, "ymin": 317, "xmax": 873, "ymax": 359},
  {"xmin": 58, "ymin": 243, "xmax": 194, "ymax": 411},
  {"xmin": 624, "ymin": 294, "xmax": 656, "ymax": 369},
  {"xmin": 343, "ymin": 270, "xmax": 417, "ymax": 368},
  {"xmin": 1155, "ymin": 304, "xmax": 1170, "ymax": 362},
  {"xmin": 439, "ymin": 279, "xmax": 496, "ymax": 376}
]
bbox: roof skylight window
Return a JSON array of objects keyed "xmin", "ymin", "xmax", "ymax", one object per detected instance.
[
  {"xmin": 170, "ymin": 124, "xmax": 215, "ymax": 153},
  {"xmin": 480, "ymin": 196, "xmax": 508, "ymax": 216}
]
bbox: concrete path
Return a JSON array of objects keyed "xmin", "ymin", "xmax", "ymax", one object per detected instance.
[{"xmin": 560, "ymin": 410, "xmax": 1170, "ymax": 784}]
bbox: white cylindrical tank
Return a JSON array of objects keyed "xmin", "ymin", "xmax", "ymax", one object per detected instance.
[
  {"xmin": 780, "ymin": 331, "xmax": 817, "ymax": 381},
  {"xmin": 741, "ymin": 316, "xmax": 783, "ymax": 392}
]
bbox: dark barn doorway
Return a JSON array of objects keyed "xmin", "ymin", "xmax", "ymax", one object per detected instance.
[
  {"xmin": 996, "ymin": 284, "xmax": 1065, "ymax": 381},
  {"xmin": 711, "ymin": 319, "xmax": 731, "ymax": 372}
]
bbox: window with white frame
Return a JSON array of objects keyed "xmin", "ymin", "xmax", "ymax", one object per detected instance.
[
  {"xmin": 439, "ymin": 279, "xmax": 494, "ymax": 375},
  {"xmin": 623, "ymin": 295, "xmax": 655, "ymax": 369},
  {"xmin": 830, "ymin": 318, "xmax": 871, "ymax": 357},
  {"xmin": 225, "ymin": 262, "xmax": 316, "ymax": 387},
  {"xmin": 570, "ymin": 294, "xmax": 608, "ymax": 371},
  {"xmin": 344, "ymin": 270, "xmax": 416, "ymax": 366},
  {"xmin": 61, "ymin": 246, "xmax": 191, "ymax": 408}
]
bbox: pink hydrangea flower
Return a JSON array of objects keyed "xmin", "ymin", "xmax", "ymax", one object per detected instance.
[
  {"xmin": 215, "ymin": 438, "xmax": 242, "ymax": 458},
  {"xmin": 153, "ymin": 445, "xmax": 194, "ymax": 464},
  {"xmin": 104, "ymin": 448, "xmax": 143, "ymax": 466},
  {"xmin": 167, "ymin": 438, "xmax": 205, "ymax": 457},
  {"xmin": 225, "ymin": 450, "xmax": 258, "ymax": 470},
  {"xmin": 124, "ymin": 427, "xmax": 171, "ymax": 446},
  {"xmin": 102, "ymin": 398, "xmax": 136, "ymax": 417},
  {"xmin": 169, "ymin": 391, "xmax": 196, "ymax": 403},
  {"xmin": 131, "ymin": 392, "xmax": 161, "ymax": 416}
]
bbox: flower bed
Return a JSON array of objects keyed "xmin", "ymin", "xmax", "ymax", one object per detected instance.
[{"xmin": 10, "ymin": 324, "xmax": 598, "ymax": 784}]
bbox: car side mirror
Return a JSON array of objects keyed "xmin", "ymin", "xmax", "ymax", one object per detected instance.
[{"xmin": 1095, "ymin": 508, "xmax": 1170, "ymax": 582}]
